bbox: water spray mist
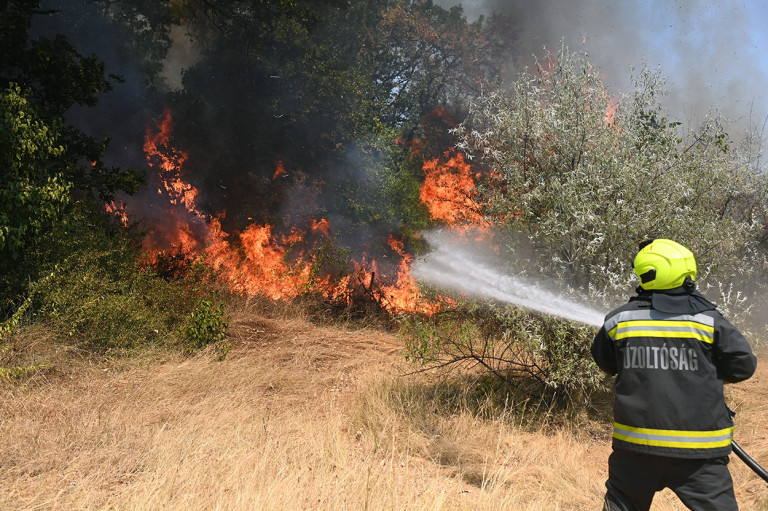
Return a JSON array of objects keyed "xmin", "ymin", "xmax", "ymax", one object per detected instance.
[{"xmin": 411, "ymin": 229, "xmax": 605, "ymax": 327}]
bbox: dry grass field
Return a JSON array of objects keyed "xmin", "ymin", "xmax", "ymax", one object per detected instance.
[{"xmin": 1, "ymin": 303, "xmax": 766, "ymax": 510}]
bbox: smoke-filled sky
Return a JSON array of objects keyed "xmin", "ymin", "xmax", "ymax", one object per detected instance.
[{"xmin": 435, "ymin": 0, "xmax": 768, "ymax": 138}]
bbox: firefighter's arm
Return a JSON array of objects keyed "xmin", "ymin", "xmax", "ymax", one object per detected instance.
[
  {"xmin": 591, "ymin": 326, "xmax": 618, "ymax": 376},
  {"xmin": 714, "ymin": 314, "xmax": 757, "ymax": 383}
]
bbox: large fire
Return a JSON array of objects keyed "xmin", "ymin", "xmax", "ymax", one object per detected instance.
[{"xmin": 118, "ymin": 110, "xmax": 479, "ymax": 314}]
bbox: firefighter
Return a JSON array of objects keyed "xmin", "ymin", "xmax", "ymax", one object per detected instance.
[{"xmin": 591, "ymin": 239, "xmax": 757, "ymax": 511}]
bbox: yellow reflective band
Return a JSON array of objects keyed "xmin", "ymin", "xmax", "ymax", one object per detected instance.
[
  {"xmin": 613, "ymin": 422, "xmax": 734, "ymax": 449},
  {"xmin": 623, "ymin": 320, "xmax": 715, "ymax": 333},
  {"xmin": 614, "ymin": 330, "xmax": 714, "ymax": 343},
  {"xmin": 611, "ymin": 320, "xmax": 714, "ymax": 344}
]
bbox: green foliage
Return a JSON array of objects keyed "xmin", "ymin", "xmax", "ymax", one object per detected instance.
[
  {"xmin": 0, "ymin": 362, "xmax": 51, "ymax": 382},
  {"xmin": 1, "ymin": 2, "xmax": 145, "ymax": 309},
  {"xmin": 337, "ymin": 130, "xmax": 432, "ymax": 238},
  {"xmin": 1, "ymin": 1, "xmax": 144, "ymax": 201},
  {"xmin": 182, "ymin": 299, "xmax": 229, "ymax": 351},
  {"xmin": 0, "ymin": 195, "xmax": 227, "ymax": 356},
  {"xmin": 35, "ymin": 267, "xmax": 166, "ymax": 351},
  {"xmin": 402, "ymin": 303, "xmax": 607, "ymax": 400},
  {"xmin": 0, "ymin": 84, "xmax": 70, "ymax": 260},
  {"xmin": 26, "ymin": 202, "xmax": 210, "ymax": 352},
  {"xmin": 386, "ymin": 149, "xmax": 434, "ymax": 237},
  {"xmin": 0, "ymin": 296, "xmax": 31, "ymax": 343},
  {"xmin": 0, "ymin": 298, "xmax": 50, "ymax": 382},
  {"xmin": 31, "ymin": 253, "xmax": 192, "ymax": 352},
  {"xmin": 456, "ymin": 45, "xmax": 768, "ymax": 320},
  {"xmin": 0, "ymin": 297, "xmax": 39, "ymax": 382}
]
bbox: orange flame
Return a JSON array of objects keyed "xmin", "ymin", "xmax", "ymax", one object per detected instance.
[
  {"xmin": 138, "ymin": 108, "xmax": 449, "ymax": 314},
  {"xmin": 604, "ymin": 97, "xmax": 618, "ymax": 125},
  {"xmin": 144, "ymin": 108, "xmax": 194, "ymax": 211},
  {"xmin": 273, "ymin": 160, "xmax": 288, "ymax": 180},
  {"xmin": 105, "ymin": 200, "xmax": 129, "ymax": 227},
  {"xmin": 141, "ymin": 108, "xmax": 219, "ymax": 258},
  {"xmin": 311, "ymin": 218, "xmax": 331, "ymax": 237},
  {"xmin": 381, "ymin": 235, "xmax": 451, "ymax": 314},
  {"xmin": 216, "ymin": 224, "xmax": 313, "ymax": 300},
  {"xmin": 420, "ymin": 150, "xmax": 484, "ymax": 226}
]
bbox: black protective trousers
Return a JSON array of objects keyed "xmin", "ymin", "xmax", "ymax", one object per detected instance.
[{"xmin": 602, "ymin": 449, "xmax": 738, "ymax": 511}]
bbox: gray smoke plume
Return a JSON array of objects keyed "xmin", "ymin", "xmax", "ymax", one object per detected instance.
[{"xmin": 436, "ymin": 0, "xmax": 768, "ymax": 138}]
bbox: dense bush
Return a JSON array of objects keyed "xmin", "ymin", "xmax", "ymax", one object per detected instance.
[
  {"xmin": 456, "ymin": 45, "xmax": 768, "ymax": 323},
  {"xmin": 182, "ymin": 300, "xmax": 229, "ymax": 351},
  {"xmin": 25, "ymin": 201, "xmax": 221, "ymax": 353}
]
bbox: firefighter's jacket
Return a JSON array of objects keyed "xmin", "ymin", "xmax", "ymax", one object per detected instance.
[{"xmin": 591, "ymin": 287, "xmax": 757, "ymax": 459}]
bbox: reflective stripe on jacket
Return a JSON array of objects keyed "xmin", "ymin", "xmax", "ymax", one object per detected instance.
[{"xmin": 613, "ymin": 422, "xmax": 733, "ymax": 450}]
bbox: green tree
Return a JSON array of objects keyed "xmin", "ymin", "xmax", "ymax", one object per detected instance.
[
  {"xmin": 1, "ymin": 0, "xmax": 144, "ymax": 201},
  {"xmin": 162, "ymin": 0, "xmax": 510, "ymax": 239},
  {"xmin": 0, "ymin": 84, "xmax": 69, "ymax": 259},
  {"xmin": 456, "ymin": 46, "xmax": 768, "ymax": 321},
  {"xmin": 0, "ymin": 1, "xmax": 145, "ymax": 304}
]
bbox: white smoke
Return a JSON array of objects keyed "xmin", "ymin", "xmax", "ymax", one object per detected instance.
[
  {"xmin": 411, "ymin": 230, "xmax": 605, "ymax": 327},
  {"xmin": 434, "ymin": 0, "xmax": 768, "ymax": 138},
  {"xmin": 160, "ymin": 25, "xmax": 202, "ymax": 91}
]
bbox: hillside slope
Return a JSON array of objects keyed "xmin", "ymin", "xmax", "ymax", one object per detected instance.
[{"xmin": 1, "ymin": 306, "xmax": 766, "ymax": 510}]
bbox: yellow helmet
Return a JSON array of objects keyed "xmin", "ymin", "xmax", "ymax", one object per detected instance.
[{"xmin": 633, "ymin": 239, "xmax": 697, "ymax": 290}]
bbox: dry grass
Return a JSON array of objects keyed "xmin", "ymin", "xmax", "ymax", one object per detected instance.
[{"xmin": 0, "ymin": 304, "xmax": 766, "ymax": 510}]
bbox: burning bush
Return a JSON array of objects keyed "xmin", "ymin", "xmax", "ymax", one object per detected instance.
[{"xmin": 119, "ymin": 108, "xmax": 457, "ymax": 318}]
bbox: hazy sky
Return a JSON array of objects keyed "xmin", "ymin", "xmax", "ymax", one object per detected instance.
[{"xmin": 434, "ymin": 0, "xmax": 768, "ymax": 138}]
